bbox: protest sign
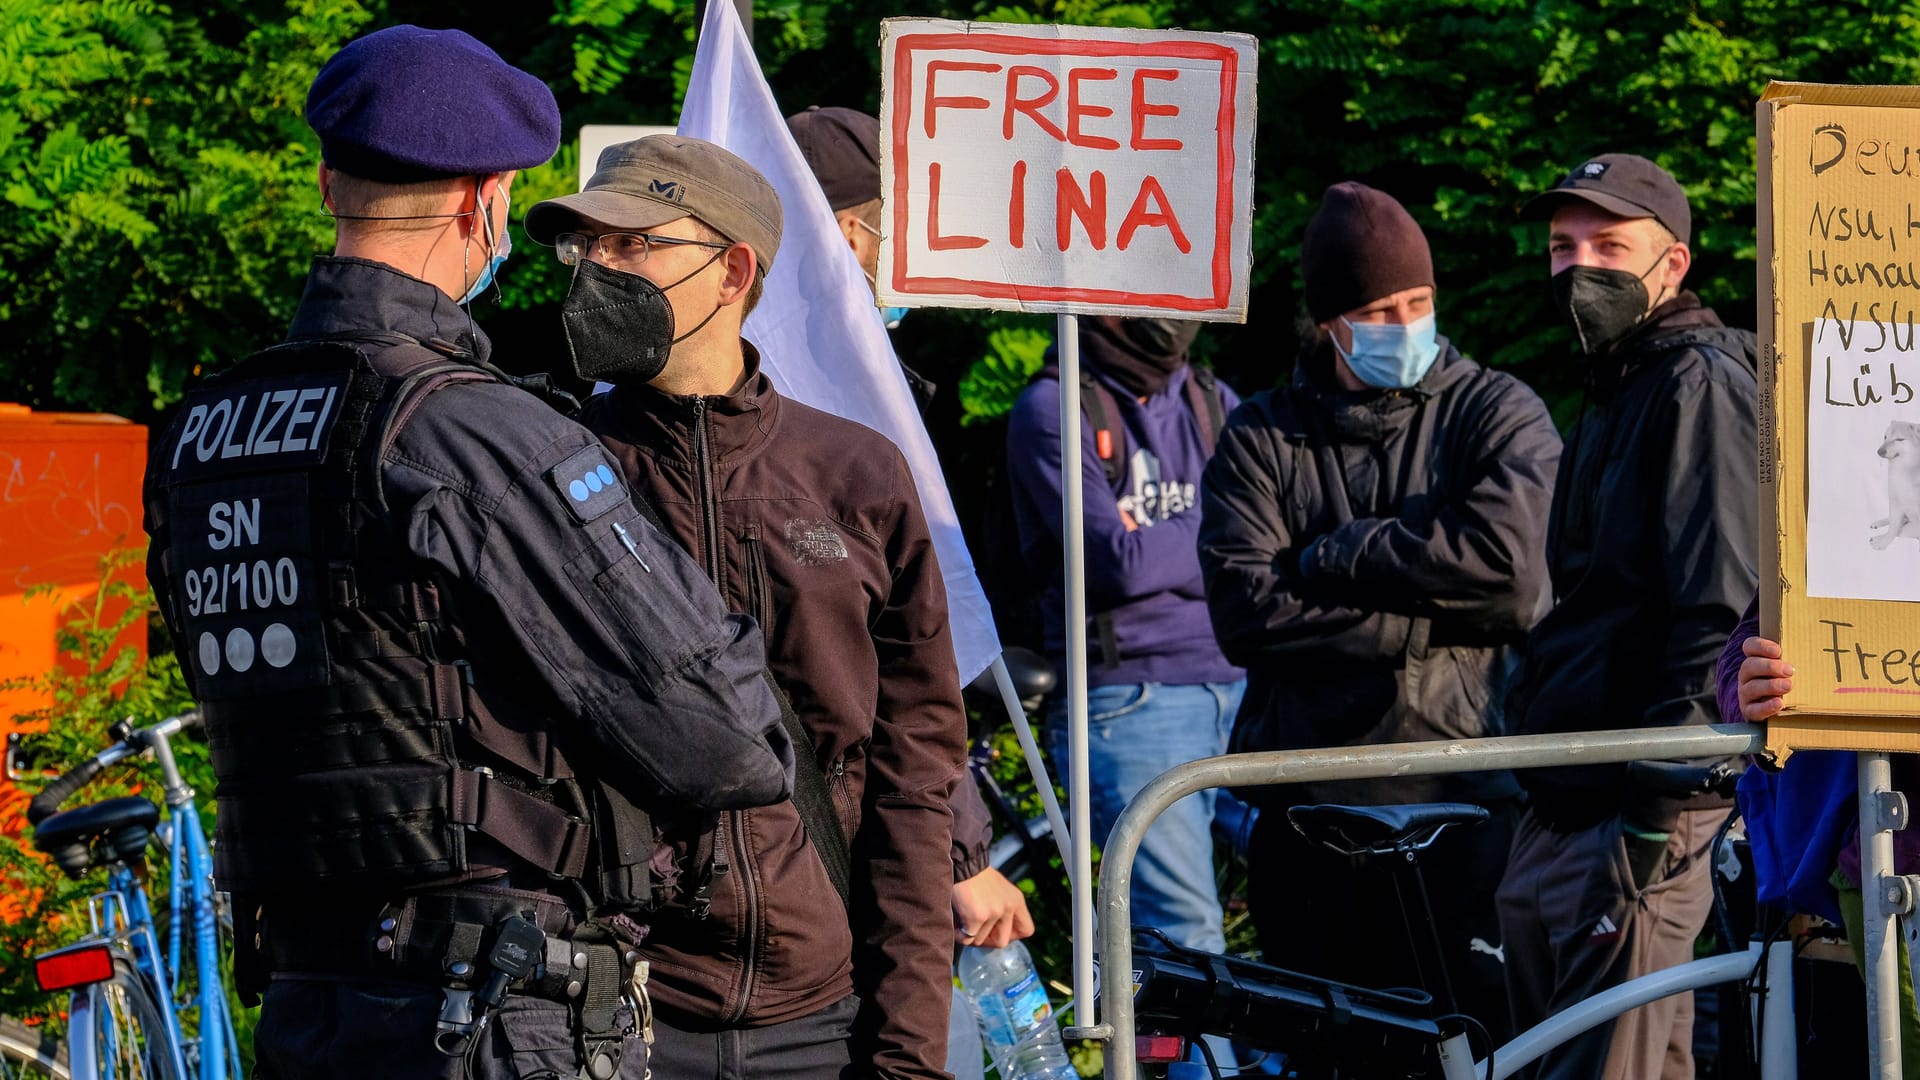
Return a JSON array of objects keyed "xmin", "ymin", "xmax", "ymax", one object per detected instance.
[
  {"xmin": 875, "ymin": 19, "xmax": 1256, "ymax": 320},
  {"xmin": 1757, "ymin": 81, "xmax": 1920, "ymax": 754}
]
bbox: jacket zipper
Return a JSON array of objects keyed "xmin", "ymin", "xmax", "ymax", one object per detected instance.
[
  {"xmin": 743, "ymin": 524, "xmax": 772, "ymax": 634},
  {"xmin": 723, "ymin": 808, "xmax": 759, "ymax": 1024},
  {"xmin": 692, "ymin": 395, "xmax": 762, "ymax": 1024},
  {"xmin": 830, "ymin": 756, "xmax": 851, "ymax": 847},
  {"xmin": 693, "ymin": 396, "xmax": 723, "ymax": 587}
]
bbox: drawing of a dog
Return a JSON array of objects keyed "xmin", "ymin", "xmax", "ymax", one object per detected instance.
[{"xmin": 1870, "ymin": 421, "xmax": 1920, "ymax": 549}]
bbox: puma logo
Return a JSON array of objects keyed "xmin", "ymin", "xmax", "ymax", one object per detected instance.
[{"xmin": 1870, "ymin": 421, "xmax": 1920, "ymax": 549}]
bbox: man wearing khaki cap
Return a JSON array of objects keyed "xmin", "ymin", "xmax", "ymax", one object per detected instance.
[{"xmin": 528, "ymin": 135, "xmax": 967, "ymax": 1080}]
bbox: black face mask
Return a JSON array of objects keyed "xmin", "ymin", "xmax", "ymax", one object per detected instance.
[
  {"xmin": 1550, "ymin": 250, "xmax": 1669, "ymax": 355},
  {"xmin": 560, "ymin": 253, "xmax": 727, "ymax": 385},
  {"xmin": 1117, "ymin": 317, "xmax": 1202, "ymax": 362}
]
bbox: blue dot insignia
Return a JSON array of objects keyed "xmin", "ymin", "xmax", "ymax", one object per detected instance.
[{"xmin": 550, "ymin": 447, "xmax": 627, "ymax": 523}]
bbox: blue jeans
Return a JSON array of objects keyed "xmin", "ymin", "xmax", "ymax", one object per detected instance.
[{"xmin": 1048, "ymin": 679, "xmax": 1246, "ymax": 954}]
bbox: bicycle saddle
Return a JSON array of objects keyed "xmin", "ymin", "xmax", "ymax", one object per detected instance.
[
  {"xmin": 33, "ymin": 796, "xmax": 160, "ymax": 877},
  {"xmin": 962, "ymin": 645, "xmax": 1058, "ymax": 714},
  {"xmin": 1287, "ymin": 802, "xmax": 1489, "ymax": 857}
]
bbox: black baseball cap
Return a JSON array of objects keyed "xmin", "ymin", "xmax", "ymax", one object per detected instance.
[
  {"xmin": 1525, "ymin": 153, "xmax": 1691, "ymax": 245},
  {"xmin": 786, "ymin": 106, "xmax": 881, "ymax": 212}
]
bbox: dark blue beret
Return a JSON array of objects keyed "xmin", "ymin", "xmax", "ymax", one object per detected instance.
[{"xmin": 306, "ymin": 24, "xmax": 560, "ymax": 183}]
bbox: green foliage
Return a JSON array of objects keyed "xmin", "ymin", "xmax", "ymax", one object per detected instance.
[
  {"xmin": 957, "ymin": 324, "xmax": 1054, "ymax": 425},
  {"xmin": 1240, "ymin": 0, "xmax": 1920, "ymax": 408},
  {"xmin": 0, "ymin": 0, "xmax": 370, "ymax": 420}
]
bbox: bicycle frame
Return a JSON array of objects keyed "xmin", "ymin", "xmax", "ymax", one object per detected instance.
[
  {"xmin": 144, "ymin": 721, "xmax": 238, "ymax": 1080},
  {"xmin": 1074, "ymin": 723, "xmax": 1772, "ymax": 1078},
  {"xmin": 28, "ymin": 714, "xmax": 240, "ymax": 1080}
]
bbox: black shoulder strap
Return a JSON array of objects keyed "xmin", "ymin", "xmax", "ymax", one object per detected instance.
[
  {"xmin": 769, "ymin": 675, "xmax": 852, "ymax": 909},
  {"xmin": 1185, "ymin": 365, "xmax": 1226, "ymax": 450},
  {"xmin": 1079, "ymin": 369, "xmax": 1126, "ymax": 483}
]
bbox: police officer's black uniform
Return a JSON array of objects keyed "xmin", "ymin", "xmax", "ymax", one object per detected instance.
[
  {"xmin": 139, "ymin": 29, "xmax": 793, "ymax": 1076},
  {"xmin": 144, "ymin": 253, "xmax": 794, "ymax": 1077}
]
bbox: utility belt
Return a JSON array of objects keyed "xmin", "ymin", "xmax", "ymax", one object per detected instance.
[{"xmin": 252, "ymin": 885, "xmax": 651, "ymax": 1075}]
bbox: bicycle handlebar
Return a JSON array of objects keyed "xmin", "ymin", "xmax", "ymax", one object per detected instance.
[
  {"xmin": 26, "ymin": 757, "xmax": 106, "ymax": 826},
  {"xmin": 22, "ymin": 710, "xmax": 203, "ymax": 827}
]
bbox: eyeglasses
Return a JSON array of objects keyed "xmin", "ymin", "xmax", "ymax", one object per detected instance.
[{"xmin": 555, "ymin": 231, "xmax": 730, "ymax": 270}]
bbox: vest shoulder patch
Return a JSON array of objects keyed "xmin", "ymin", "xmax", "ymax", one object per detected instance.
[{"xmin": 551, "ymin": 445, "xmax": 627, "ymax": 523}]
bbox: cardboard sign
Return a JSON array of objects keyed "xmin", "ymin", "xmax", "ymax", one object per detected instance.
[
  {"xmin": 577, "ymin": 124, "xmax": 676, "ymax": 192},
  {"xmin": 876, "ymin": 19, "xmax": 1257, "ymax": 321},
  {"xmin": 1757, "ymin": 82, "xmax": 1920, "ymax": 756}
]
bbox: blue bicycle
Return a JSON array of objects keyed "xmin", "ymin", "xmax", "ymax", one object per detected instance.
[{"xmin": 8, "ymin": 711, "xmax": 240, "ymax": 1080}]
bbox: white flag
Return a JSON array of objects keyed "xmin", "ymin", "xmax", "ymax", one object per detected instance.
[{"xmin": 677, "ymin": 0, "xmax": 1002, "ymax": 683}]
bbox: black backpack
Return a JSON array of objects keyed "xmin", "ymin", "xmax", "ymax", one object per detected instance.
[{"xmin": 977, "ymin": 365, "xmax": 1227, "ymax": 666}]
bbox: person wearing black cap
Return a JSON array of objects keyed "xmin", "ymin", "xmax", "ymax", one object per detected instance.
[
  {"xmin": 525, "ymin": 135, "xmax": 969, "ymax": 1080},
  {"xmin": 1198, "ymin": 181, "xmax": 1559, "ymax": 1039},
  {"xmin": 1497, "ymin": 153, "xmax": 1758, "ymax": 1080},
  {"xmin": 785, "ymin": 101, "xmax": 1037, "ymax": 1079},
  {"xmin": 141, "ymin": 26, "xmax": 794, "ymax": 1080},
  {"xmin": 786, "ymin": 105, "xmax": 934, "ymax": 406}
]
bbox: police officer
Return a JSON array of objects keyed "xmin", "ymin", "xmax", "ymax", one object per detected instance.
[{"xmin": 140, "ymin": 25, "xmax": 794, "ymax": 1079}]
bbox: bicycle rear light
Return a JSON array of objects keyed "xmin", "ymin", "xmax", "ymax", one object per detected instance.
[
  {"xmin": 1136, "ymin": 1034, "xmax": 1187, "ymax": 1063},
  {"xmin": 34, "ymin": 942, "xmax": 113, "ymax": 992}
]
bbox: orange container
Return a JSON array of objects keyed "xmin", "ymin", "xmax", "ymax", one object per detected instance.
[
  {"xmin": 0, "ymin": 403, "xmax": 150, "ymax": 728},
  {"xmin": 0, "ymin": 405, "xmax": 149, "ymax": 923}
]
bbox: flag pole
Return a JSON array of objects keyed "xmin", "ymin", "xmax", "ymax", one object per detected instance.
[
  {"xmin": 1058, "ymin": 311, "xmax": 1097, "ymax": 1026},
  {"xmin": 989, "ymin": 654, "xmax": 1074, "ymax": 878}
]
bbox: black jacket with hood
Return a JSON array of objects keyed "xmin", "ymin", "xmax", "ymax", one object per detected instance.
[
  {"xmin": 1506, "ymin": 293, "xmax": 1759, "ymax": 832},
  {"xmin": 1198, "ymin": 338, "xmax": 1561, "ymax": 808}
]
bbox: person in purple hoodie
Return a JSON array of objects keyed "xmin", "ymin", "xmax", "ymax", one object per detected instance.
[
  {"xmin": 1004, "ymin": 315, "xmax": 1249, "ymax": 975},
  {"xmin": 1198, "ymin": 182, "xmax": 1560, "ymax": 1042}
]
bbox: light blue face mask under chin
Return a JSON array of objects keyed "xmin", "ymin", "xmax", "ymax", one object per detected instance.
[
  {"xmin": 458, "ymin": 189, "xmax": 512, "ymax": 306},
  {"xmin": 1335, "ymin": 310, "xmax": 1441, "ymax": 389}
]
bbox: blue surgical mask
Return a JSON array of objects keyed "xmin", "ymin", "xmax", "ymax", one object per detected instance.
[
  {"xmin": 1334, "ymin": 311, "xmax": 1441, "ymax": 389},
  {"xmin": 459, "ymin": 187, "xmax": 511, "ymax": 306},
  {"xmin": 881, "ymin": 306, "xmax": 910, "ymax": 330}
]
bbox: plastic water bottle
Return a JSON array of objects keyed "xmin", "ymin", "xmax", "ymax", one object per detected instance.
[{"xmin": 958, "ymin": 941, "xmax": 1078, "ymax": 1080}]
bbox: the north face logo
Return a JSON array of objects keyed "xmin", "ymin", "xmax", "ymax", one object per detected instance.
[
  {"xmin": 648, "ymin": 179, "xmax": 684, "ymax": 202},
  {"xmin": 1579, "ymin": 161, "xmax": 1609, "ymax": 179}
]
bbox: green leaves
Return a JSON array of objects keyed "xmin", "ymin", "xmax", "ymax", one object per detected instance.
[
  {"xmin": 958, "ymin": 323, "xmax": 1053, "ymax": 425},
  {"xmin": 0, "ymin": 0, "xmax": 373, "ymax": 418}
]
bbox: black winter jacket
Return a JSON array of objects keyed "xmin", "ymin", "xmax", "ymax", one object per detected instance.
[
  {"xmin": 1507, "ymin": 294, "xmax": 1759, "ymax": 832},
  {"xmin": 1198, "ymin": 340, "xmax": 1560, "ymax": 808}
]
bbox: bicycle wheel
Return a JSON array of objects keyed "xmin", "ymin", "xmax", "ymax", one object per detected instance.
[
  {"xmin": 0, "ymin": 1015, "xmax": 67, "ymax": 1079},
  {"xmin": 67, "ymin": 965, "xmax": 181, "ymax": 1080}
]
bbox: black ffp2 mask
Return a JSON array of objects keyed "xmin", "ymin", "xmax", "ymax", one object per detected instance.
[
  {"xmin": 561, "ymin": 259, "xmax": 675, "ymax": 385},
  {"xmin": 1550, "ymin": 250, "xmax": 1671, "ymax": 355}
]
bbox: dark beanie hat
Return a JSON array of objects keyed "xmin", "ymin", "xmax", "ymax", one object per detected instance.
[
  {"xmin": 1300, "ymin": 182, "xmax": 1434, "ymax": 323},
  {"xmin": 787, "ymin": 106, "xmax": 881, "ymax": 211},
  {"xmin": 305, "ymin": 25, "xmax": 561, "ymax": 183}
]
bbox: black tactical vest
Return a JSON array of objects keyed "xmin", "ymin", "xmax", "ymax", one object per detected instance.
[{"xmin": 148, "ymin": 338, "xmax": 646, "ymax": 902}]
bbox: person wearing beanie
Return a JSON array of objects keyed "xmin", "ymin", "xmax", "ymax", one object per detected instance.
[
  {"xmin": 1498, "ymin": 154, "xmax": 1758, "ymax": 1080},
  {"xmin": 1198, "ymin": 181, "xmax": 1560, "ymax": 1041},
  {"xmin": 142, "ymin": 26, "xmax": 794, "ymax": 1080},
  {"xmin": 529, "ymin": 135, "xmax": 970, "ymax": 1080}
]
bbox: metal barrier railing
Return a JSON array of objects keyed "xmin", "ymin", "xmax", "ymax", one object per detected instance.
[{"xmin": 1066, "ymin": 723, "xmax": 1776, "ymax": 1077}]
